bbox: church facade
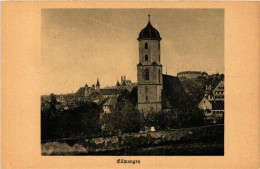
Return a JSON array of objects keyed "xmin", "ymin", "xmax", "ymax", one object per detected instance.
[{"xmin": 137, "ymin": 16, "xmax": 163, "ymax": 112}]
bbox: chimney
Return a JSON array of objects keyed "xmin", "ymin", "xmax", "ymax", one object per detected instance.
[{"xmin": 124, "ymin": 75, "xmax": 126, "ymax": 81}]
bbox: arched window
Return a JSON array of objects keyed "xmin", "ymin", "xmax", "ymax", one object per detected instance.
[
  {"xmin": 145, "ymin": 54, "xmax": 148, "ymax": 61},
  {"xmin": 145, "ymin": 43, "xmax": 148, "ymax": 49},
  {"xmin": 146, "ymin": 96, "xmax": 148, "ymax": 102},
  {"xmin": 144, "ymin": 69, "xmax": 149, "ymax": 81},
  {"xmin": 158, "ymin": 69, "xmax": 161, "ymax": 83}
]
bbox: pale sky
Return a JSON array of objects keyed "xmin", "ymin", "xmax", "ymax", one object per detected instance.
[{"xmin": 41, "ymin": 9, "xmax": 224, "ymax": 95}]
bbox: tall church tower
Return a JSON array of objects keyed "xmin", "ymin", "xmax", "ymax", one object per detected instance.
[{"xmin": 137, "ymin": 15, "xmax": 163, "ymax": 112}]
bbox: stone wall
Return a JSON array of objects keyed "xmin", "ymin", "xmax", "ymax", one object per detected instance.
[{"xmin": 42, "ymin": 124, "xmax": 224, "ymax": 155}]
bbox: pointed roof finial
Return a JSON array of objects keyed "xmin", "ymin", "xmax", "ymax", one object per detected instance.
[
  {"xmin": 166, "ymin": 66, "xmax": 167, "ymax": 75},
  {"xmin": 138, "ymin": 13, "xmax": 161, "ymax": 41},
  {"xmin": 96, "ymin": 78, "xmax": 100, "ymax": 86}
]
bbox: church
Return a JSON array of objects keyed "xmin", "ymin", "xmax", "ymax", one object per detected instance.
[
  {"xmin": 75, "ymin": 15, "xmax": 192, "ymax": 114},
  {"xmin": 137, "ymin": 16, "xmax": 188, "ymax": 113}
]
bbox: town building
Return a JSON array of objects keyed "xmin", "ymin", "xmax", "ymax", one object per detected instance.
[
  {"xmin": 75, "ymin": 79, "xmax": 124, "ymax": 103},
  {"xmin": 198, "ymin": 80, "xmax": 225, "ymax": 122},
  {"xmin": 100, "ymin": 89, "xmax": 121, "ymax": 99},
  {"xmin": 115, "ymin": 75, "xmax": 137, "ymax": 91},
  {"xmin": 103, "ymin": 97, "xmax": 117, "ymax": 113},
  {"xmin": 204, "ymin": 80, "xmax": 224, "ymax": 101},
  {"xmin": 198, "ymin": 97, "xmax": 212, "ymax": 111},
  {"xmin": 198, "ymin": 99, "xmax": 224, "ymax": 123},
  {"xmin": 121, "ymin": 75, "xmax": 132, "ymax": 86},
  {"xmin": 75, "ymin": 87, "xmax": 86, "ymax": 101},
  {"xmin": 84, "ymin": 84, "xmax": 96, "ymax": 98},
  {"xmin": 56, "ymin": 95, "xmax": 65, "ymax": 103},
  {"xmin": 212, "ymin": 80, "xmax": 224, "ymax": 100}
]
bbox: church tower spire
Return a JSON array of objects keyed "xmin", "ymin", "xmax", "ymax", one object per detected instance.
[
  {"xmin": 96, "ymin": 78, "xmax": 100, "ymax": 91},
  {"xmin": 137, "ymin": 15, "xmax": 163, "ymax": 112}
]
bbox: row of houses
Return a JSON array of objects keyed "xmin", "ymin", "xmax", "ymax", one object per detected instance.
[
  {"xmin": 102, "ymin": 75, "xmax": 225, "ymax": 119},
  {"xmin": 41, "ymin": 74, "xmax": 224, "ymax": 123},
  {"xmin": 198, "ymin": 80, "xmax": 224, "ymax": 123},
  {"xmin": 73, "ymin": 76, "xmax": 136, "ymax": 113},
  {"xmin": 41, "ymin": 76, "xmax": 135, "ymax": 113},
  {"xmin": 75, "ymin": 76, "xmax": 136, "ymax": 101}
]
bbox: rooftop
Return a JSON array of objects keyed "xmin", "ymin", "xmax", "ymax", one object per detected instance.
[
  {"xmin": 177, "ymin": 71, "xmax": 202, "ymax": 75},
  {"xmin": 162, "ymin": 74, "xmax": 190, "ymax": 109},
  {"xmin": 100, "ymin": 89, "xmax": 122, "ymax": 95},
  {"xmin": 103, "ymin": 97, "xmax": 118, "ymax": 106},
  {"xmin": 138, "ymin": 15, "xmax": 161, "ymax": 41}
]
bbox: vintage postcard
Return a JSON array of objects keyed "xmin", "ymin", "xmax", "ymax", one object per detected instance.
[
  {"xmin": 1, "ymin": 1, "xmax": 259, "ymax": 169},
  {"xmin": 40, "ymin": 8, "xmax": 225, "ymax": 156}
]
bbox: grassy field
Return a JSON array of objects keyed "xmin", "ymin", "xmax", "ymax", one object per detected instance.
[
  {"xmin": 42, "ymin": 138, "xmax": 223, "ymax": 156},
  {"xmin": 87, "ymin": 138, "xmax": 224, "ymax": 156}
]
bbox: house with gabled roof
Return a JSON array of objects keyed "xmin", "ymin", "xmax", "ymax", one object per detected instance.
[
  {"xmin": 204, "ymin": 80, "xmax": 224, "ymax": 101},
  {"xmin": 198, "ymin": 98, "xmax": 224, "ymax": 123},
  {"xmin": 212, "ymin": 80, "xmax": 224, "ymax": 101},
  {"xmin": 103, "ymin": 97, "xmax": 118, "ymax": 113},
  {"xmin": 198, "ymin": 97, "xmax": 212, "ymax": 112},
  {"xmin": 75, "ymin": 87, "xmax": 85, "ymax": 101}
]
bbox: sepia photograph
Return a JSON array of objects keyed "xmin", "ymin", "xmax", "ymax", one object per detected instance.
[
  {"xmin": 40, "ymin": 9, "xmax": 225, "ymax": 156},
  {"xmin": 1, "ymin": 1, "xmax": 259, "ymax": 168}
]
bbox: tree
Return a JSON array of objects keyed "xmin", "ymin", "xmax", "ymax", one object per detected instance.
[
  {"xmin": 112, "ymin": 99, "xmax": 141, "ymax": 133},
  {"xmin": 49, "ymin": 93, "xmax": 57, "ymax": 115},
  {"xmin": 41, "ymin": 93, "xmax": 59, "ymax": 141},
  {"xmin": 57, "ymin": 102, "xmax": 102, "ymax": 138},
  {"xmin": 101, "ymin": 89, "xmax": 141, "ymax": 135},
  {"xmin": 41, "ymin": 98, "xmax": 102, "ymax": 141},
  {"xmin": 176, "ymin": 106, "xmax": 205, "ymax": 128},
  {"xmin": 79, "ymin": 102, "xmax": 102, "ymax": 137},
  {"xmin": 144, "ymin": 110, "xmax": 179, "ymax": 130}
]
